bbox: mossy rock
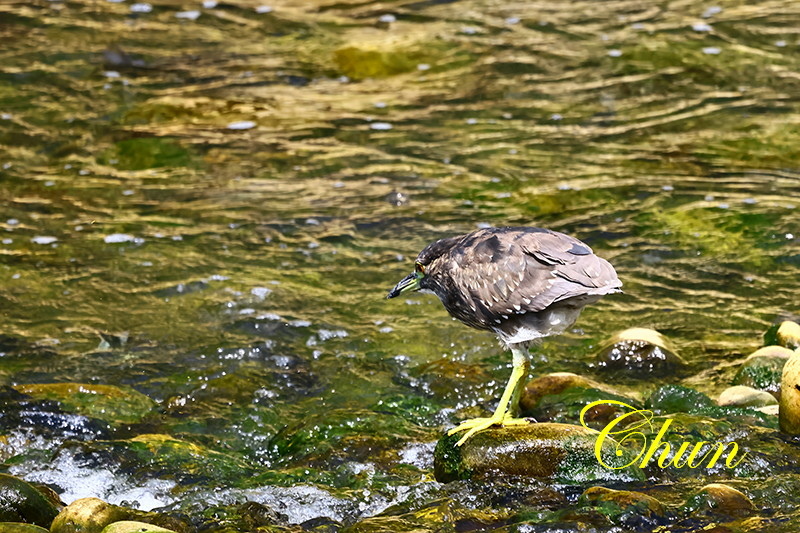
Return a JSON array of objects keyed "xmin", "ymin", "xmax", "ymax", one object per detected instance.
[
  {"xmin": 118, "ymin": 434, "xmax": 254, "ymax": 484},
  {"xmin": 732, "ymin": 355, "xmax": 785, "ymax": 397},
  {"xmin": 0, "ymin": 473, "xmax": 62, "ymax": 527},
  {"xmin": 0, "ymin": 524, "xmax": 50, "ymax": 533},
  {"xmin": 645, "ymin": 385, "xmax": 715, "ymax": 414},
  {"xmin": 12, "ymin": 383, "xmax": 155, "ymax": 425},
  {"xmin": 267, "ymin": 408, "xmax": 430, "ymax": 465},
  {"xmin": 579, "ymin": 486, "xmax": 667, "ymax": 520},
  {"xmin": 433, "ymin": 422, "xmax": 645, "ymax": 483},
  {"xmin": 595, "ymin": 328, "xmax": 685, "ymax": 375}
]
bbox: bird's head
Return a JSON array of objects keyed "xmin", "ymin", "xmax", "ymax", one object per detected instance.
[{"xmin": 386, "ymin": 236, "xmax": 459, "ymax": 299}]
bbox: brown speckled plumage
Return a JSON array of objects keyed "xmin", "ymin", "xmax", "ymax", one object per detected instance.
[
  {"xmin": 413, "ymin": 226, "xmax": 621, "ymax": 344},
  {"xmin": 387, "ymin": 225, "xmax": 621, "ymax": 445}
]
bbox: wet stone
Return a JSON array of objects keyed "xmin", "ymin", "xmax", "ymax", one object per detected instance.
[
  {"xmin": 718, "ymin": 385, "xmax": 778, "ymax": 408},
  {"xmin": 77, "ymin": 434, "xmax": 255, "ymax": 487},
  {"xmin": 50, "ymin": 498, "xmax": 189, "ymax": 533},
  {"xmin": 579, "ymin": 486, "xmax": 668, "ymax": 523},
  {"xmin": 595, "ymin": 327, "xmax": 685, "ymax": 375},
  {"xmin": 776, "ymin": 320, "xmax": 800, "ymax": 350},
  {"xmin": 433, "ymin": 422, "xmax": 645, "ymax": 483},
  {"xmin": 0, "ymin": 473, "xmax": 63, "ymax": 528},
  {"xmin": 50, "ymin": 498, "xmax": 130, "ymax": 533},
  {"xmin": 681, "ymin": 483, "xmax": 754, "ymax": 518},
  {"xmin": 238, "ymin": 501, "xmax": 285, "ymax": 529},
  {"xmin": 779, "ymin": 350, "xmax": 800, "ymax": 434}
]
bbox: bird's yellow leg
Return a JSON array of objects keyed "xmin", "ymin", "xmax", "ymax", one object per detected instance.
[{"xmin": 448, "ymin": 346, "xmax": 531, "ymax": 446}]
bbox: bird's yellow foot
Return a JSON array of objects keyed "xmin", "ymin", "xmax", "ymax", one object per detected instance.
[{"xmin": 448, "ymin": 413, "xmax": 530, "ymax": 446}]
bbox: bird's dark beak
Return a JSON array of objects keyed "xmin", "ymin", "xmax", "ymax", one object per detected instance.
[{"xmin": 387, "ymin": 272, "xmax": 420, "ymax": 299}]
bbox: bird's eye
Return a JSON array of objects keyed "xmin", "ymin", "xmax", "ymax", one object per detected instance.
[{"xmin": 415, "ymin": 262, "xmax": 425, "ymax": 275}]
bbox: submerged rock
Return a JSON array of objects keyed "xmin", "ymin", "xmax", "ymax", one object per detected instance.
[
  {"xmin": 777, "ymin": 321, "xmax": 800, "ymax": 350},
  {"xmin": 0, "ymin": 386, "xmax": 109, "ymax": 441},
  {"xmin": 0, "ymin": 473, "xmax": 63, "ymax": 527},
  {"xmin": 717, "ymin": 385, "xmax": 778, "ymax": 408},
  {"xmin": 12, "ymin": 383, "xmax": 156, "ymax": 425},
  {"xmin": 779, "ymin": 350, "xmax": 800, "ymax": 435},
  {"xmin": 681, "ymin": 483, "xmax": 754, "ymax": 517},
  {"xmin": 433, "ymin": 422, "xmax": 644, "ymax": 483},
  {"xmin": 579, "ymin": 486, "xmax": 667, "ymax": 520},
  {"xmin": 81, "ymin": 433, "xmax": 255, "ymax": 486},
  {"xmin": 595, "ymin": 328, "xmax": 685, "ymax": 375},
  {"xmin": 333, "ymin": 46, "xmax": 420, "ymax": 80},
  {"xmin": 733, "ymin": 351, "xmax": 787, "ymax": 398}
]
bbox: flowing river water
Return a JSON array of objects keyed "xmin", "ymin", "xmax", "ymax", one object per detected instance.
[{"xmin": 1, "ymin": 0, "xmax": 799, "ymax": 531}]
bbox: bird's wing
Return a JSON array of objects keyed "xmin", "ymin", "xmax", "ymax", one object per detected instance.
[{"xmin": 448, "ymin": 228, "xmax": 621, "ymax": 321}]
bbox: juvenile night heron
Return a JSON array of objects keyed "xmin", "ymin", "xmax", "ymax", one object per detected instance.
[{"xmin": 387, "ymin": 226, "xmax": 621, "ymax": 446}]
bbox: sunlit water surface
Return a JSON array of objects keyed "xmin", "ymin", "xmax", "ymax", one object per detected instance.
[{"xmin": 1, "ymin": 0, "xmax": 799, "ymax": 530}]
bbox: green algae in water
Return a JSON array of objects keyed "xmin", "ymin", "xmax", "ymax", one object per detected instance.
[
  {"xmin": 12, "ymin": 383, "xmax": 156, "ymax": 425},
  {"xmin": 732, "ymin": 356, "xmax": 784, "ymax": 394},
  {"xmin": 646, "ymin": 384, "xmax": 715, "ymax": 414},
  {"xmin": 99, "ymin": 137, "xmax": 195, "ymax": 170}
]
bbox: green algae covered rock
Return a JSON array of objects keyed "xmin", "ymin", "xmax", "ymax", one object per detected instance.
[
  {"xmin": 646, "ymin": 384, "xmax": 715, "ymax": 414},
  {"xmin": 645, "ymin": 384, "xmax": 775, "ymax": 429},
  {"xmin": 12, "ymin": 383, "xmax": 156, "ymax": 425},
  {"xmin": 732, "ymin": 352, "xmax": 786, "ymax": 397},
  {"xmin": 0, "ymin": 473, "xmax": 62, "ymax": 528},
  {"xmin": 433, "ymin": 422, "xmax": 644, "ymax": 483},
  {"xmin": 579, "ymin": 486, "xmax": 667, "ymax": 520}
]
